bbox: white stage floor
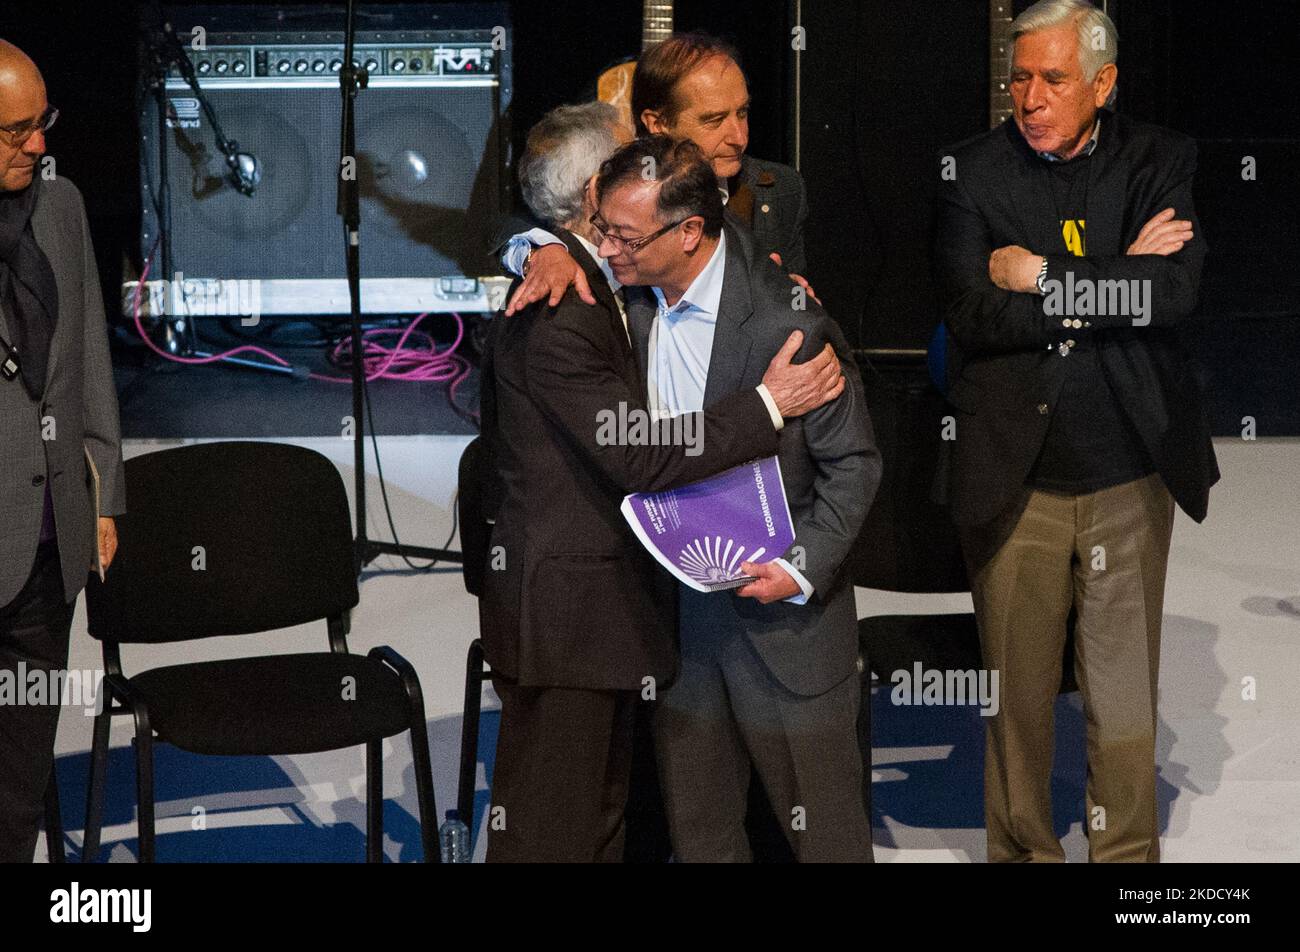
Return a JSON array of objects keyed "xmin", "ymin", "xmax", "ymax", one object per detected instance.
[{"xmin": 41, "ymin": 435, "xmax": 1300, "ymax": 862}]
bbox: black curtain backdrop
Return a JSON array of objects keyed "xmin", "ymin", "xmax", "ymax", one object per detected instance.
[{"xmin": 4, "ymin": 0, "xmax": 1296, "ymax": 430}]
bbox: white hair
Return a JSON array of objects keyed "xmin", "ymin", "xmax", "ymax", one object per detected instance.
[
  {"xmin": 517, "ymin": 102, "xmax": 621, "ymax": 228},
  {"xmin": 1010, "ymin": 0, "xmax": 1118, "ymax": 106}
]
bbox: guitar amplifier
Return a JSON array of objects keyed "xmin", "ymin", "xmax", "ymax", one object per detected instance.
[{"xmin": 134, "ymin": 3, "xmax": 512, "ymax": 317}]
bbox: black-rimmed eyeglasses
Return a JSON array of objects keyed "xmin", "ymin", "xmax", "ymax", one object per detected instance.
[{"xmin": 590, "ymin": 213, "xmax": 691, "ymax": 253}]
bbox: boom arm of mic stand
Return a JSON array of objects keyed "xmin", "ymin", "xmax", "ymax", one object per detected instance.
[{"xmin": 153, "ymin": 18, "xmax": 254, "ymax": 196}]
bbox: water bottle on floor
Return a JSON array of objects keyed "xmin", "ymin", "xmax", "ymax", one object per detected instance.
[{"xmin": 439, "ymin": 809, "xmax": 470, "ymax": 863}]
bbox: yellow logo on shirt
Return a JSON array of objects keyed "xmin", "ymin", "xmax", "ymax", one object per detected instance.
[{"xmin": 1061, "ymin": 219, "xmax": 1086, "ymax": 256}]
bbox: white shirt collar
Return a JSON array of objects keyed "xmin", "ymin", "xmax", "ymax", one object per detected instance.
[
  {"xmin": 572, "ymin": 232, "xmax": 620, "ymax": 291},
  {"xmin": 651, "ymin": 232, "xmax": 727, "ymax": 320}
]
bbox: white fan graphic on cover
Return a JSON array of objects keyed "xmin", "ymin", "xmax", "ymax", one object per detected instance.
[{"xmin": 678, "ymin": 535, "xmax": 766, "ymax": 586}]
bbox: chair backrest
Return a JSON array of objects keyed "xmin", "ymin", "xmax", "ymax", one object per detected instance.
[
  {"xmin": 84, "ymin": 441, "xmax": 359, "ymax": 644},
  {"xmin": 457, "ymin": 436, "xmax": 493, "ymax": 598}
]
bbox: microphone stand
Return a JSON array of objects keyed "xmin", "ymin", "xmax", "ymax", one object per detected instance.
[
  {"xmin": 141, "ymin": 21, "xmax": 187, "ymax": 356},
  {"xmin": 156, "ymin": 17, "xmax": 258, "ymax": 197},
  {"xmin": 141, "ymin": 7, "xmax": 291, "ymax": 376},
  {"xmin": 337, "ymin": 0, "xmax": 462, "ymax": 574}
]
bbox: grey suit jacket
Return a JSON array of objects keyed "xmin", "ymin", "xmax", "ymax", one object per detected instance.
[
  {"xmin": 627, "ymin": 223, "xmax": 880, "ymax": 697},
  {"xmin": 0, "ymin": 175, "xmax": 125, "ymax": 607}
]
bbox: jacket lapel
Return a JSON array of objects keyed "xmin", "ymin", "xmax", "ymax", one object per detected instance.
[
  {"xmin": 702, "ymin": 225, "xmax": 754, "ymax": 409},
  {"xmin": 1001, "ymin": 120, "xmax": 1064, "ymax": 258},
  {"xmin": 1082, "ymin": 112, "xmax": 1125, "ymax": 256},
  {"xmin": 625, "ymin": 287, "xmax": 655, "ymax": 382},
  {"xmin": 556, "ymin": 228, "xmax": 630, "ymax": 359},
  {"xmin": 27, "ymin": 179, "xmax": 62, "ymax": 391}
]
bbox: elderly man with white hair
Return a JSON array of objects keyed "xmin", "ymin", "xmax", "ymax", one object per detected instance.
[{"xmin": 934, "ymin": 0, "xmax": 1218, "ymax": 862}]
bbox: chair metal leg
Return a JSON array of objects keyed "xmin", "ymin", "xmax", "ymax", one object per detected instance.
[
  {"xmin": 81, "ymin": 692, "xmax": 114, "ymax": 862},
  {"xmin": 458, "ymin": 639, "xmax": 486, "ymax": 829},
  {"xmin": 133, "ymin": 720, "xmax": 156, "ymax": 863},
  {"xmin": 366, "ymin": 739, "xmax": 383, "ymax": 863},
  {"xmin": 368, "ymin": 645, "xmax": 441, "ymax": 863},
  {"xmin": 43, "ymin": 766, "xmax": 65, "ymax": 863},
  {"xmin": 407, "ymin": 710, "xmax": 439, "ymax": 863}
]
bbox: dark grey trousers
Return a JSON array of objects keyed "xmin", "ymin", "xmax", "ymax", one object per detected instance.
[
  {"xmin": 0, "ymin": 540, "xmax": 75, "ymax": 863},
  {"xmin": 653, "ymin": 619, "xmax": 873, "ymax": 863}
]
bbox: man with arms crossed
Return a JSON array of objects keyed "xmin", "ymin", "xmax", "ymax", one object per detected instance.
[{"xmin": 934, "ymin": 0, "xmax": 1217, "ymax": 862}]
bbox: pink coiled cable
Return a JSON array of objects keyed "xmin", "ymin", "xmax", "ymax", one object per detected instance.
[{"xmin": 132, "ymin": 240, "xmax": 476, "ymax": 405}]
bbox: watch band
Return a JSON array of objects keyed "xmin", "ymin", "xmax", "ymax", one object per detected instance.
[{"xmin": 1035, "ymin": 256, "xmax": 1049, "ymax": 295}]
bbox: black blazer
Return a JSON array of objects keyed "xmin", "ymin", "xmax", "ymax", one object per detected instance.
[
  {"xmin": 479, "ymin": 230, "xmax": 779, "ymax": 691},
  {"xmin": 934, "ymin": 110, "xmax": 1219, "ymax": 526},
  {"xmin": 727, "ymin": 155, "xmax": 811, "ymax": 276}
]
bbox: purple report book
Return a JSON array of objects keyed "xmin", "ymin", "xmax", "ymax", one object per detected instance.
[{"xmin": 621, "ymin": 456, "xmax": 796, "ymax": 593}]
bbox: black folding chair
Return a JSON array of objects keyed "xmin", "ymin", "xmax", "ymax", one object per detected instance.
[
  {"xmin": 455, "ymin": 436, "xmax": 493, "ymax": 828},
  {"xmin": 79, "ymin": 441, "xmax": 438, "ymax": 862}
]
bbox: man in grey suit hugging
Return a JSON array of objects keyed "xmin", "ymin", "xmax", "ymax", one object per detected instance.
[
  {"xmin": 594, "ymin": 136, "xmax": 880, "ymax": 861},
  {"xmin": 0, "ymin": 39, "xmax": 125, "ymax": 861}
]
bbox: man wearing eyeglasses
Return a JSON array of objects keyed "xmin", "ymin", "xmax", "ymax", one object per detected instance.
[
  {"xmin": 593, "ymin": 135, "xmax": 878, "ymax": 862},
  {"xmin": 0, "ymin": 39, "xmax": 125, "ymax": 862}
]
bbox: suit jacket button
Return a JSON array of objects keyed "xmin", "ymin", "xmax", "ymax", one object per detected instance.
[
  {"xmin": 1037, "ymin": 403, "xmax": 1049, "ymax": 415},
  {"xmin": 32, "ymin": 474, "xmax": 45, "ymax": 486},
  {"xmin": 761, "ymin": 203, "xmax": 770, "ymax": 213},
  {"xmin": 1061, "ymin": 318, "xmax": 1071, "ymax": 327}
]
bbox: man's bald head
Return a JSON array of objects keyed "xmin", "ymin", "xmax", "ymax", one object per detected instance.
[{"xmin": 0, "ymin": 39, "xmax": 48, "ymax": 192}]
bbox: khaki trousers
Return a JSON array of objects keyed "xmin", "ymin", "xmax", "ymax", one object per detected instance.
[{"xmin": 960, "ymin": 473, "xmax": 1174, "ymax": 862}]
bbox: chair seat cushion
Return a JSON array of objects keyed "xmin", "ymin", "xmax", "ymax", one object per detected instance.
[{"xmin": 129, "ymin": 653, "xmax": 412, "ymax": 755}]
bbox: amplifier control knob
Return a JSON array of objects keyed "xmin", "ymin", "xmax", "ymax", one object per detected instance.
[
  {"xmin": 409, "ymin": 58, "xmax": 422, "ymax": 71},
  {"xmin": 214, "ymin": 60, "xmax": 229, "ymax": 74},
  {"xmin": 197, "ymin": 60, "xmax": 212, "ymax": 74},
  {"xmin": 364, "ymin": 58, "xmax": 379, "ymax": 72},
  {"xmin": 276, "ymin": 59, "xmax": 291, "ymax": 74},
  {"xmin": 312, "ymin": 59, "xmax": 326, "ymax": 73},
  {"xmin": 294, "ymin": 59, "xmax": 309, "ymax": 73},
  {"xmin": 232, "ymin": 60, "xmax": 247, "ymax": 74},
  {"xmin": 391, "ymin": 59, "xmax": 406, "ymax": 72}
]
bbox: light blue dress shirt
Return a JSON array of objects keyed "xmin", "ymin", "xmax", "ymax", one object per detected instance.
[{"xmin": 649, "ymin": 234, "xmax": 813, "ymax": 604}]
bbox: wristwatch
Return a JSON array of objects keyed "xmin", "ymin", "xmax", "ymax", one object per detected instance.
[{"xmin": 1035, "ymin": 256, "xmax": 1049, "ymax": 295}]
